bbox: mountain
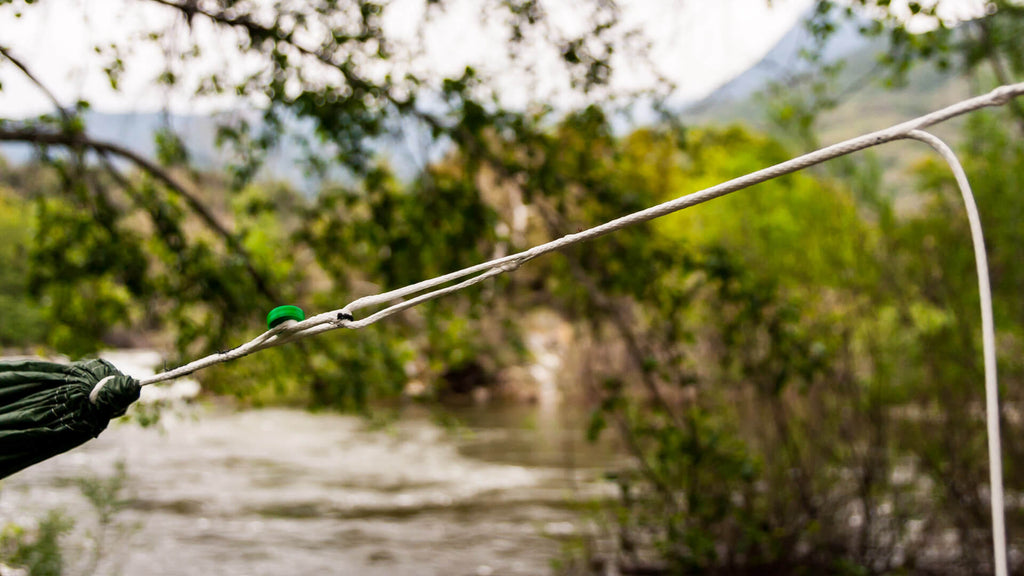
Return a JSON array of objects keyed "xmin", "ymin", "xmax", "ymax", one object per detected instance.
[
  {"xmin": 686, "ymin": 9, "xmax": 871, "ymax": 113},
  {"xmin": 683, "ymin": 9, "xmax": 973, "ymax": 145},
  {"xmin": 1, "ymin": 112, "xmax": 220, "ymax": 167},
  {"xmin": 1, "ymin": 110, "xmax": 434, "ymax": 192}
]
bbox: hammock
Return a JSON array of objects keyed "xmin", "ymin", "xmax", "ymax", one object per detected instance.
[{"xmin": 0, "ymin": 359, "xmax": 138, "ymax": 478}]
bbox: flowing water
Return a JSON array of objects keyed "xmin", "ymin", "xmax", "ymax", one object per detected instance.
[{"xmin": 0, "ymin": 354, "xmax": 619, "ymax": 576}]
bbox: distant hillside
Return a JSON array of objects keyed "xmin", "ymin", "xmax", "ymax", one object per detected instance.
[
  {"xmin": 697, "ymin": 48, "xmax": 971, "ymax": 146},
  {"xmin": 683, "ymin": 9, "xmax": 973, "ymax": 144},
  {"xmin": 0, "ymin": 110, "xmax": 434, "ymax": 191},
  {"xmin": 685, "ymin": 8, "xmax": 870, "ymax": 114},
  {"xmin": 1, "ymin": 112, "xmax": 222, "ymax": 167}
]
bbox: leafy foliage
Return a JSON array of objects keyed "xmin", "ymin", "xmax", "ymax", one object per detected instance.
[
  {"xmin": 0, "ymin": 462, "xmax": 135, "ymax": 576},
  {"xmin": 0, "ymin": 181, "xmax": 48, "ymax": 348},
  {"xmin": 0, "ymin": 510, "xmax": 73, "ymax": 576}
]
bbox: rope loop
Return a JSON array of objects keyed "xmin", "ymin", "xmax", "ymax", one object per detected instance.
[
  {"xmin": 990, "ymin": 85, "xmax": 1016, "ymax": 105},
  {"xmin": 89, "ymin": 375, "xmax": 116, "ymax": 404}
]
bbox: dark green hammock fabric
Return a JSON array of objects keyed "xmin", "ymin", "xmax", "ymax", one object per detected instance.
[{"xmin": 0, "ymin": 359, "xmax": 140, "ymax": 479}]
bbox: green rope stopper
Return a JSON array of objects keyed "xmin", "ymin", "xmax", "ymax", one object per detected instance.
[{"xmin": 267, "ymin": 305, "xmax": 305, "ymax": 330}]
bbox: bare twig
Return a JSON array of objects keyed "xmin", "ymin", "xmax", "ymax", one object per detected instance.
[{"xmin": 0, "ymin": 45, "xmax": 73, "ymax": 124}]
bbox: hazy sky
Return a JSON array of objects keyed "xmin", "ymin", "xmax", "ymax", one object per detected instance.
[{"xmin": 0, "ymin": 0, "xmax": 986, "ymax": 117}]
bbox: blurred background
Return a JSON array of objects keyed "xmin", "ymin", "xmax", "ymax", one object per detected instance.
[{"xmin": 1, "ymin": 0, "xmax": 1023, "ymax": 574}]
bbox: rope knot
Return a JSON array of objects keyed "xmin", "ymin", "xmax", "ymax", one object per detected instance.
[
  {"xmin": 500, "ymin": 258, "xmax": 526, "ymax": 273},
  {"xmin": 989, "ymin": 85, "xmax": 1015, "ymax": 106}
]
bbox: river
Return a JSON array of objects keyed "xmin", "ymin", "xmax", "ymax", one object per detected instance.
[{"xmin": 0, "ymin": 353, "xmax": 620, "ymax": 576}]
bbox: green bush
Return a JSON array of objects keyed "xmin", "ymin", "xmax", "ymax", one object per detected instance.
[{"xmin": 0, "ymin": 187, "xmax": 48, "ymax": 348}]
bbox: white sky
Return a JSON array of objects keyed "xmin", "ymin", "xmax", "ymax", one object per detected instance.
[{"xmin": 0, "ymin": 0, "xmax": 988, "ymax": 118}]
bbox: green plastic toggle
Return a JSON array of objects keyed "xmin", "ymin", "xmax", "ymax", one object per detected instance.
[{"xmin": 267, "ymin": 305, "xmax": 305, "ymax": 330}]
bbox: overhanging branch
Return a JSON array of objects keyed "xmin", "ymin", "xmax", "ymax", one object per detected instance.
[{"xmin": 0, "ymin": 127, "xmax": 279, "ymax": 302}]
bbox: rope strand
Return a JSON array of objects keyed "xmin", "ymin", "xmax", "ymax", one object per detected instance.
[
  {"xmin": 906, "ymin": 130, "xmax": 1006, "ymax": 576},
  {"xmin": 138, "ymin": 82, "xmax": 1024, "ymax": 387}
]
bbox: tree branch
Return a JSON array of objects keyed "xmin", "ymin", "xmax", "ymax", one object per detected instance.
[
  {"xmin": 0, "ymin": 126, "xmax": 280, "ymax": 302},
  {"xmin": 148, "ymin": 0, "xmax": 434, "ymax": 116},
  {"xmin": 0, "ymin": 45, "xmax": 73, "ymax": 124},
  {"xmin": 148, "ymin": 0, "xmax": 377, "ymax": 88}
]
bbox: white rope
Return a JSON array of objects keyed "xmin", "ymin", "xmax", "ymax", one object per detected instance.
[
  {"xmin": 906, "ymin": 130, "xmax": 1006, "ymax": 576},
  {"xmin": 88, "ymin": 375, "xmax": 116, "ymax": 404},
  {"xmin": 137, "ymin": 82, "xmax": 1024, "ymax": 388},
  {"xmin": 113, "ymin": 84, "xmax": 1021, "ymax": 575}
]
